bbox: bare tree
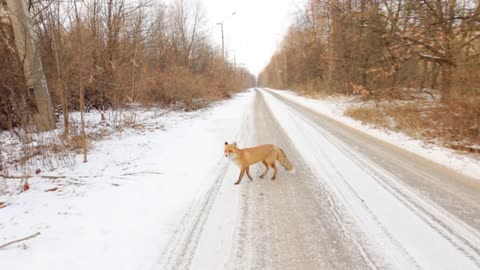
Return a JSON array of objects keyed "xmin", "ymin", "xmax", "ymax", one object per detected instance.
[
  {"xmin": 382, "ymin": 0, "xmax": 480, "ymax": 101},
  {"xmin": 5, "ymin": 0, "xmax": 55, "ymax": 131}
]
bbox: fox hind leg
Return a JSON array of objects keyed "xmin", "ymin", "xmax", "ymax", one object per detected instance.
[
  {"xmin": 270, "ymin": 163, "xmax": 277, "ymax": 180},
  {"xmin": 260, "ymin": 161, "xmax": 269, "ymax": 179}
]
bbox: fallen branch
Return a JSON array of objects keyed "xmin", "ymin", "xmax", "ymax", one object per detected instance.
[
  {"xmin": 40, "ymin": 175, "xmax": 66, "ymax": 179},
  {"xmin": 421, "ymin": 89, "xmax": 435, "ymax": 100},
  {"xmin": 121, "ymin": 171, "xmax": 164, "ymax": 176},
  {"xmin": 1, "ymin": 174, "xmax": 85, "ymax": 184},
  {"xmin": 1, "ymin": 174, "xmax": 60, "ymax": 180},
  {"xmin": 0, "ymin": 174, "xmax": 31, "ymax": 179},
  {"xmin": 42, "ymin": 175, "xmax": 83, "ymax": 183},
  {"xmin": 1, "ymin": 172, "xmax": 162, "ymax": 183},
  {"xmin": 0, "ymin": 232, "xmax": 41, "ymax": 249},
  {"xmin": 44, "ymin": 187, "xmax": 59, "ymax": 192}
]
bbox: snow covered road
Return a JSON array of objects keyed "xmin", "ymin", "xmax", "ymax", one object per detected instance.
[
  {"xmin": 2, "ymin": 88, "xmax": 480, "ymax": 270},
  {"xmin": 160, "ymin": 89, "xmax": 480, "ymax": 269}
]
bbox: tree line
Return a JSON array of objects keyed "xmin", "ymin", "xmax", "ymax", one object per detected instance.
[
  {"xmin": 0, "ymin": 0, "xmax": 255, "ymax": 131},
  {"xmin": 259, "ymin": 0, "xmax": 480, "ymax": 103}
]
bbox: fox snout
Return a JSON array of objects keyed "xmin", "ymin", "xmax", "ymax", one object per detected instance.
[{"xmin": 224, "ymin": 141, "xmax": 238, "ymax": 160}]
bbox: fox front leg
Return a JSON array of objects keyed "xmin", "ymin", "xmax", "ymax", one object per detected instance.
[
  {"xmin": 234, "ymin": 167, "xmax": 246, "ymax": 185},
  {"xmin": 246, "ymin": 167, "xmax": 253, "ymax": 181}
]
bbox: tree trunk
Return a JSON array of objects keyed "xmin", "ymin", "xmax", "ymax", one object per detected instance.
[
  {"xmin": 440, "ymin": 64, "xmax": 454, "ymax": 103},
  {"xmin": 430, "ymin": 63, "xmax": 440, "ymax": 90},
  {"xmin": 73, "ymin": 0, "xmax": 87, "ymax": 163},
  {"xmin": 420, "ymin": 60, "xmax": 427, "ymax": 90},
  {"xmin": 5, "ymin": 0, "xmax": 55, "ymax": 131}
]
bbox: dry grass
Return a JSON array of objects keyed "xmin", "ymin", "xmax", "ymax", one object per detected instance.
[
  {"xmin": 345, "ymin": 93, "xmax": 480, "ymax": 154},
  {"xmin": 138, "ymin": 69, "xmax": 234, "ymax": 111},
  {"xmin": 345, "ymin": 105, "xmax": 390, "ymax": 127}
]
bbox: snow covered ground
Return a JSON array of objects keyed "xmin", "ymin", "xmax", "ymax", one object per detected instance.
[
  {"xmin": 1, "ymin": 88, "xmax": 479, "ymax": 270},
  {"xmin": 268, "ymin": 89, "xmax": 480, "ymax": 181},
  {"xmin": 0, "ymin": 91, "xmax": 253, "ymax": 270}
]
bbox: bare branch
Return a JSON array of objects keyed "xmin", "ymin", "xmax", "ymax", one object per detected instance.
[{"xmin": 0, "ymin": 232, "xmax": 41, "ymax": 249}]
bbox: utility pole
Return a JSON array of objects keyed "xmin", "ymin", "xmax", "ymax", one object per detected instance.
[
  {"xmin": 216, "ymin": 21, "xmax": 224, "ymax": 60},
  {"xmin": 216, "ymin": 12, "xmax": 235, "ymax": 61}
]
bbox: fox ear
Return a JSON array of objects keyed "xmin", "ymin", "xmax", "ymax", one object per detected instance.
[
  {"xmin": 225, "ymin": 141, "xmax": 228, "ymax": 145},
  {"xmin": 232, "ymin": 142, "xmax": 237, "ymax": 147}
]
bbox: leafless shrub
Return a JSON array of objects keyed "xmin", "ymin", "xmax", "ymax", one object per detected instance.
[{"xmin": 1, "ymin": 0, "xmax": 255, "ymax": 178}]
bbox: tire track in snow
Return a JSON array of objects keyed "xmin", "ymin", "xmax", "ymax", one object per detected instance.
[
  {"xmin": 266, "ymin": 89, "xmax": 480, "ymax": 264},
  {"xmin": 229, "ymin": 90, "xmax": 388, "ymax": 269},
  {"xmin": 261, "ymin": 88, "xmax": 480, "ymax": 269},
  {"xmin": 268, "ymin": 89, "xmax": 480, "ymax": 232},
  {"xmin": 255, "ymin": 90, "xmax": 384, "ymax": 270},
  {"xmin": 158, "ymin": 160, "xmax": 230, "ymax": 269},
  {"xmin": 156, "ymin": 100, "xmax": 253, "ymax": 270}
]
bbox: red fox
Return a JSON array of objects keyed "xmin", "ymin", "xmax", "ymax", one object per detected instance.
[{"xmin": 224, "ymin": 142, "xmax": 295, "ymax": 185}]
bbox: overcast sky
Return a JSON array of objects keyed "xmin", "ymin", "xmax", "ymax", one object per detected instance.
[{"xmin": 200, "ymin": 0, "xmax": 306, "ymax": 76}]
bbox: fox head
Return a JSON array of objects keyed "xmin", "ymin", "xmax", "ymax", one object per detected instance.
[{"xmin": 224, "ymin": 141, "xmax": 238, "ymax": 159}]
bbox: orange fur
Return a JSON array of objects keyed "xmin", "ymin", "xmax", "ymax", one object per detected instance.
[{"xmin": 224, "ymin": 142, "xmax": 295, "ymax": 185}]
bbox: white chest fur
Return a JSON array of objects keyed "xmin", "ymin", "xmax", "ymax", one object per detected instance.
[{"xmin": 227, "ymin": 155, "xmax": 241, "ymax": 167}]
